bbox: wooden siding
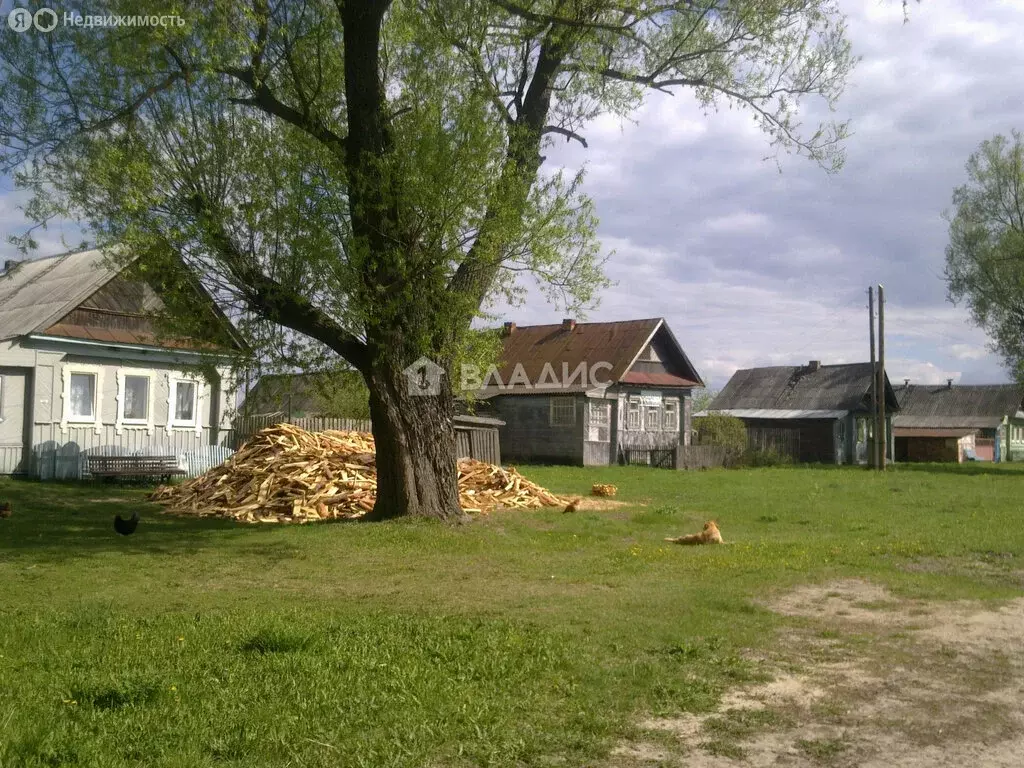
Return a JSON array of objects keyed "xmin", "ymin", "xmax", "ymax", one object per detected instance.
[
  {"xmin": 460, "ymin": 427, "xmax": 501, "ymax": 465},
  {"xmin": 492, "ymin": 395, "xmax": 585, "ymax": 465},
  {"xmin": 0, "ymin": 367, "xmax": 30, "ymax": 474},
  {"xmin": 54, "ymin": 276, "xmax": 163, "ymax": 333},
  {"xmin": 29, "ymin": 422, "xmax": 232, "ymax": 480},
  {"xmin": 741, "ymin": 418, "xmax": 837, "ymax": 464}
]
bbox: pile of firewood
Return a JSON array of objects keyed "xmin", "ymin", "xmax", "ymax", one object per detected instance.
[
  {"xmin": 591, "ymin": 483, "xmax": 618, "ymax": 497},
  {"xmin": 149, "ymin": 423, "xmax": 566, "ymax": 523}
]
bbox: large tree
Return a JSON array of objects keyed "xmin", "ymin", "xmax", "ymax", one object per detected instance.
[
  {"xmin": 1, "ymin": 0, "xmax": 854, "ymax": 519},
  {"xmin": 945, "ymin": 131, "xmax": 1024, "ymax": 381}
]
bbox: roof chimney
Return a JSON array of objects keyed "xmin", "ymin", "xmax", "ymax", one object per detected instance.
[
  {"xmin": 503, "ymin": 321, "xmax": 516, "ymax": 336},
  {"xmin": 807, "ymin": 360, "xmax": 821, "ymax": 372},
  {"xmin": 947, "ymin": 378, "xmax": 953, "ymax": 389},
  {"xmin": 562, "ymin": 318, "xmax": 576, "ymax": 332},
  {"xmin": 2, "ymin": 259, "xmax": 19, "ymax": 275}
]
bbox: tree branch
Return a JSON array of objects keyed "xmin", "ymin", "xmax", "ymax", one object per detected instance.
[
  {"xmin": 185, "ymin": 191, "xmax": 369, "ymax": 371},
  {"xmin": 543, "ymin": 124, "xmax": 587, "ymax": 147}
]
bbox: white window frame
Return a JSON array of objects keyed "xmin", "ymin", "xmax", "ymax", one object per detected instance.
[
  {"xmin": 644, "ymin": 403, "xmax": 662, "ymax": 432},
  {"xmin": 549, "ymin": 396, "xmax": 576, "ymax": 427},
  {"xmin": 627, "ymin": 397, "xmax": 641, "ymax": 430},
  {"xmin": 662, "ymin": 398, "xmax": 679, "ymax": 432},
  {"xmin": 588, "ymin": 400, "xmax": 611, "ymax": 442},
  {"xmin": 166, "ymin": 373, "xmax": 203, "ymax": 436},
  {"xmin": 116, "ymin": 369, "xmax": 155, "ymax": 435},
  {"xmin": 60, "ymin": 363, "xmax": 104, "ymax": 434}
]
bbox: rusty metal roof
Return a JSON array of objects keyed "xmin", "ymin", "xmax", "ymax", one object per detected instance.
[
  {"xmin": 893, "ymin": 427, "xmax": 978, "ymax": 438},
  {"xmin": 620, "ymin": 371, "xmax": 700, "ymax": 387},
  {"xmin": 481, "ymin": 318, "xmax": 702, "ymax": 394},
  {"xmin": 41, "ymin": 323, "xmax": 219, "ymax": 350}
]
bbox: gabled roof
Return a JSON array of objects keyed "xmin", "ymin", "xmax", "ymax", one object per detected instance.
[
  {"xmin": 0, "ymin": 249, "xmax": 119, "ymax": 341},
  {"xmin": 0, "ymin": 247, "xmax": 245, "ymax": 354},
  {"xmin": 482, "ymin": 318, "xmax": 703, "ymax": 395},
  {"xmin": 893, "ymin": 383, "xmax": 1024, "ymax": 429},
  {"xmin": 708, "ymin": 362, "xmax": 900, "ymax": 416}
]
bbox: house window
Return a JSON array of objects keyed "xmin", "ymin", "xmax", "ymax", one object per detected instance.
[
  {"xmin": 588, "ymin": 400, "xmax": 611, "ymax": 442},
  {"xmin": 122, "ymin": 375, "xmax": 150, "ymax": 422},
  {"xmin": 645, "ymin": 404, "xmax": 662, "ymax": 431},
  {"xmin": 549, "ymin": 396, "xmax": 575, "ymax": 427},
  {"xmin": 662, "ymin": 399, "xmax": 679, "ymax": 432},
  {"xmin": 627, "ymin": 398, "xmax": 641, "ymax": 429},
  {"xmin": 69, "ymin": 373, "xmax": 96, "ymax": 420},
  {"xmin": 172, "ymin": 380, "xmax": 199, "ymax": 426}
]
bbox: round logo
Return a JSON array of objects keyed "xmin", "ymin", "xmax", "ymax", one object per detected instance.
[
  {"xmin": 7, "ymin": 8, "xmax": 33, "ymax": 32},
  {"xmin": 34, "ymin": 8, "xmax": 58, "ymax": 32}
]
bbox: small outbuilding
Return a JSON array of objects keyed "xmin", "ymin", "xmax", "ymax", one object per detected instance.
[
  {"xmin": 704, "ymin": 361, "xmax": 900, "ymax": 464},
  {"xmin": 893, "ymin": 382, "xmax": 1024, "ymax": 462}
]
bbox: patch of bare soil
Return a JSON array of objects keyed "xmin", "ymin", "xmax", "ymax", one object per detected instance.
[{"xmin": 611, "ymin": 580, "xmax": 1024, "ymax": 767}]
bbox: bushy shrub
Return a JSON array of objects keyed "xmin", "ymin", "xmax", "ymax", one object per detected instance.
[
  {"xmin": 741, "ymin": 448, "xmax": 794, "ymax": 467},
  {"xmin": 693, "ymin": 414, "xmax": 747, "ymax": 466}
]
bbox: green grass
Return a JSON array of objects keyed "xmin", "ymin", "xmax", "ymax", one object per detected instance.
[{"xmin": 2, "ymin": 462, "xmax": 1023, "ymax": 766}]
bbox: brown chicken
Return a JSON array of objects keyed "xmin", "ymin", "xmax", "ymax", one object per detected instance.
[
  {"xmin": 0, "ymin": 501, "xmax": 11, "ymax": 518},
  {"xmin": 665, "ymin": 520, "xmax": 722, "ymax": 545},
  {"xmin": 563, "ymin": 497, "xmax": 583, "ymax": 514}
]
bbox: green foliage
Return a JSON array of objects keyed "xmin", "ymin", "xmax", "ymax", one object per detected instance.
[
  {"xmin": 0, "ymin": 0, "xmax": 855, "ymax": 381},
  {"xmin": 945, "ymin": 130, "xmax": 1024, "ymax": 381},
  {"xmin": 309, "ymin": 370, "xmax": 371, "ymax": 420},
  {"xmin": 692, "ymin": 388, "xmax": 720, "ymax": 414},
  {"xmin": 742, "ymin": 448, "xmax": 795, "ymax": 467},
  {"xmin": 694, "ymin": 414, "xmax": 748, "ymax": 461}
]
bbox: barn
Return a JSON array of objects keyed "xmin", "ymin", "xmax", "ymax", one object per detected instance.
[{"xmin": 704, "ymin": 361, "xmax": 900, "ymax": 464}]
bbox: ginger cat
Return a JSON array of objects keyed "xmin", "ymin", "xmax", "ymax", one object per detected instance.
[{"xmin": 665, "ymin": 520, "xmax": 722, "ymax": 545}]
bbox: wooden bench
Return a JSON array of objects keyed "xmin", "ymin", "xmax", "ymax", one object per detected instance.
[{"xmin": 86, "ymin": 455, "xmax": 186, "ymax": 482}]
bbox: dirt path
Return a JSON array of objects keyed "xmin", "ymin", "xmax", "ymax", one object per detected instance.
[{"xmin": 613, "ymin": 580, "xmax": 1024, "ymax": 767}]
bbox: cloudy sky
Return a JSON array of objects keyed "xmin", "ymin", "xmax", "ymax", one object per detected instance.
[
  {"xmin": 510, "ymin": 0, "xmax": 1024, "ymax": 390},
  {"xmin": 1, "ymin": 0, "xmax": 1022, "ymax": 390}
]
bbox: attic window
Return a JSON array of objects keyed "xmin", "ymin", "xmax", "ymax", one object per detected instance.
[{"xmin": 648, "ymin": 346, "xmax": 661, "ymax": 362}]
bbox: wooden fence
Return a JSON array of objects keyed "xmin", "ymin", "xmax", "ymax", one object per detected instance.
[
  {"xmin": 234, "ymin": 414, "xmax": 501, "ymax": 465},
  {"xmin": 676, "ymin": 445, "xmax": 729, "ymax": 470},
  {"xmin": 618, "ymin": 446, "xmax": 676, "ymax": 469},
  {"xmin": 232, "ymin": 415, "xmax": 372, "ymax": 448},
  {"xmin": 746, "ymin": 426, "xmax": 801, "ymax": 461}
]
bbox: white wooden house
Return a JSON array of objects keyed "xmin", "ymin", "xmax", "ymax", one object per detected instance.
[{"xmin": 0, "ymin": 249, "xmax": 245, "ymax": 478}]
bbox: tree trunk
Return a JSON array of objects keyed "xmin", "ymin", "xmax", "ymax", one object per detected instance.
[{"xmin": 364, "ymin": 356, "xmax": 462, "ymax": 521}]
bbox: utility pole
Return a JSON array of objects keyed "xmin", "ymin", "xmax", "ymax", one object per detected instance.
[
  {"xmin": 878, "ymin": 284, "xmax": 886, "ymax": 470},
  {"xmin": 868, "ymin": 287, "xmax": 877, "ymax": 469}
]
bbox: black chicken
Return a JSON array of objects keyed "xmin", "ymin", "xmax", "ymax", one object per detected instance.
[
  {"xmin": 114, "ymin": 512, "xmax": 139, "ymax": 536},
  {"xmin": 0, "ymin": 501, "xmax": 11, "ymax": 518}
]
